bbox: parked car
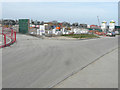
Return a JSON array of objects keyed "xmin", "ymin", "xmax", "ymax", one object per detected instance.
[{"xmin": 106, "ymin": 31, "xmax": 116, "ymax": 37}]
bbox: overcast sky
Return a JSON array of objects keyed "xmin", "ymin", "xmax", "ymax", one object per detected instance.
[{"xmin": 2, "ymin": 2, "xmax": 118, "ymax": 25}]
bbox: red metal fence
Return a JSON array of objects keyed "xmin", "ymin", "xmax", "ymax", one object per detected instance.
[{"xmin": 0, "ymin": 28, "xmax": 16, "ymax": 48}]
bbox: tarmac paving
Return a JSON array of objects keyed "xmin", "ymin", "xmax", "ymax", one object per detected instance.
[
  {"xmin": 54, "ymin": 48, "xmax": 118, "ymax": 88},
  {"xmin": 2, "ymin": 34, "xmax": 118, "ymax": 88}
]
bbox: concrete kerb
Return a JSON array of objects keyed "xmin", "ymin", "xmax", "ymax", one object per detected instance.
[{"xmin": 40, "ymin": 36, "xmax": 101, "ymax": 41}]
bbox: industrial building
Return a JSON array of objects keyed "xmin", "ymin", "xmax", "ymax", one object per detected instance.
[{"xmin": 19, "ymin": 19, "xmax": 30, "ymax": 34}]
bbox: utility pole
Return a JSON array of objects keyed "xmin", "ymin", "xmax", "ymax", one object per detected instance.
[{"xmin": 97, "ymin": 16, "xmax": 100, "ymax": 26}]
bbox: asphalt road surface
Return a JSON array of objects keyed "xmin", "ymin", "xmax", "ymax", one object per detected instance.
[{"xmin": 2, "ymin": 34, "xmax": 118, "ymax": 88}]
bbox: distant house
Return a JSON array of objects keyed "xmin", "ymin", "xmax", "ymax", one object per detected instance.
[
  {"xmin": 90, "ymin": 25, "xmax": 101, "ymax": 29},
  {"xmin": 3, "ymin": 19, "xmax": 16, "ymax": 25},
  {"xmin": 79, "ymin": 24, "xmax": 87, "ymax": 29}
]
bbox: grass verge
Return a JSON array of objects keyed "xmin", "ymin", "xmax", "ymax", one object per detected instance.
[{"xmin": 62, "ymin": 34, "xmax": 99, "ymax": 39}]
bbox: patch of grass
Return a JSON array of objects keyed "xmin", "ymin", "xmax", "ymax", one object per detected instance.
[
  {"xmin": 62, "ymin": 34, "xmax": 99, "ymax": 39},
  {"xmin": 116, "ymin": 34, "xmax": 120, "ymax": 35}
]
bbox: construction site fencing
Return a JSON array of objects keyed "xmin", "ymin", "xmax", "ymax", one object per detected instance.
[{"xmin": 0, "ymin": 28, "xmax": 16, "ymax": 48}]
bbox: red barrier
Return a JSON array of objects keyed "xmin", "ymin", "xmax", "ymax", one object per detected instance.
[
  {"xmin": 4, "ymin": 34, "xmax": 6, "ymax": 46},
  {"xmin": 14, "ymin": 31, "xmax": 16, "ymax": 41},
  {"xmin": 0, "ymin": 28, "xmax": 16, "ymax": 48}
]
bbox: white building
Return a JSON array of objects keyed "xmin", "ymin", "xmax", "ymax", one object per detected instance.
[
  {"xmin": 72, "ymin": 28, "xmax": 88, "ymax": 34},
  {"xmin": 101, "ymin": 21, "xmax": 107, "ymax": 32},
  {"xmin": 87, "ymin": 25, "xmax": 90, "ymax": 28},
  {"xmin": 109, "ymin": 20, "xmax": 115, "ymax": 32},
  {"xmin": 36, "ymin": 25, "xmax": 45, "ymax": 35},
  {"xmin": 52, "ymin": 28, "xmax": 62, "ymax": 35}
]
